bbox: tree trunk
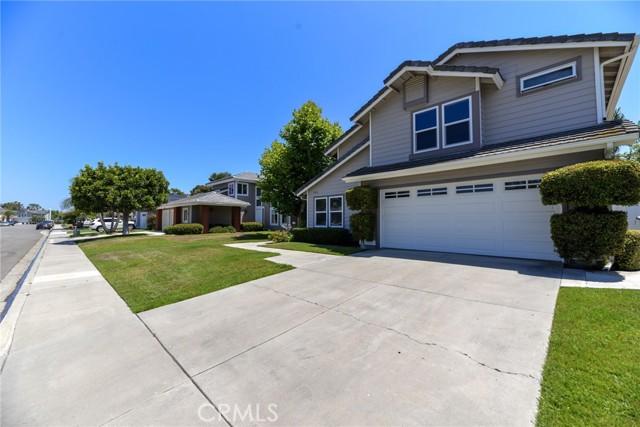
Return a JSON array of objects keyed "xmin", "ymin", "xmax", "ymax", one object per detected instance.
[{"xmin": 122, "ymin": 212, "xmax": 130, "ymax": 235}]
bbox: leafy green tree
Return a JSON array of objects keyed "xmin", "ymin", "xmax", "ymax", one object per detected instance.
[
  {"xmin": 190, "ymin": 184, "xmax": 211, "ymax": 196},
  {"xmin": 169, "ymin": 187, "xmax": 186, "ymax": 196},
  {"xmin": 3, "ymin": 209, "xmax": 14, "ymax": 220},
  {"xmin": 31, "ymin": 215, "xmax": 45, "ymax": 224},
  {"xmin": 27, "ymin": 203, "xmax": 43, "ymax": 211},
  {"xmin": 259, "ymin": 101, "xmax": 343, "ymax": 221},
  {"xmin": 70, "ymin": 162, "xmax": 169, "ymax": 235},
  {"xmin": 208, "ymin": 171, "xmax": 232, "ymax": 182},
  {"xmin": 2, "ymin": 201, "xmax": 23, "ymax": 211}
]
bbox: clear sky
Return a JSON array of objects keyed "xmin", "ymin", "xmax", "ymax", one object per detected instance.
[{"xmin": 2, "ymin": 1, "xmax": 639, "ymax": 210}]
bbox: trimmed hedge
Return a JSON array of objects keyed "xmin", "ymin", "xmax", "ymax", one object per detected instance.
[
  {"xmin": 291, "ymin": 227, "xmax": 357, "ymax": 246},
  {"xmin": 269, "ymin": 230, "xmax": 292, "ymax": 243},
  {"xmin": 550, "ymin": 211, "xmax": 627, "ymax": 262},
  {"xmin": 209, "ymin": 225, "xmax": 237, "ymax": 233},
  {"xmin": 240, "ymin": 222, "xmax": 263, "ymax": 232},
  {"xmin": 616, "ymin": 230, "xmax": 640, "ymax": 271},
  {"xmin": 346, "ymin": 186, "xmax": 378, "ymax": 211},
  {"xmin": 164, "ymin": 224, "xmax": 204, "ymax": 235},
  {"xmin": 350, "ymin": 212, "xmax": 376, "ymax": 242},
  {"xmin": 540, "ymin": 160, "xmax": 640, "ymax": 206}
]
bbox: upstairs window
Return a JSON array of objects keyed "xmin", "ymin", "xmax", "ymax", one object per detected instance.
[
  {"xmin": 520, "ymin": 61, "xmax": 577, "ymax": 94},
  {"xmin": 256, "ymin": 188, "xmax": 262, "ymax": 207},
  {"xmin": 443, "ymin": 97, "xmax": 471, "ymax": 147},
  {"xmin": 227, "ymin": 183, "xmax": 235, "ymax": 197},
  {"xmin": 413, "ymin": 107, "xmax": 438, "ymax": 152},
  {"xmin": 237, "ymin": 182, "xmax": 248, "ymax": 196}
]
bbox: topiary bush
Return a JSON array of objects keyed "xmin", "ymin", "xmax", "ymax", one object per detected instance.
[
  {"xmin": 540, "ymin": 160, "xmax": 640, "ymax": 207},
  {"xmin": 350, "ymin": 212, "xmax": 376, "ymax": 242},
  {"xmin": 164, "ymin": 223, "xmax": 204, "ymax": 235},
  {"xmin": 208, "ymin": 225, "xmax": 237, "ymax": 233},
  {"xmin": 550, "ymin": 211, "xmax": 627, "ymax": 263},
  {"xmin": 346, "ymin": 186, "xmax": 378, "ymax": 211},
  {"xmin": 615, "ymin": 230, "xmax": 640, "ymax": 271},
  {"xmin": 291, "ymin": 227, "xmax": 357, "ymax": 246},
  {"xmin": 240, "ymin": 222, "xmax": 263, "ymax": 232},
  {"xmin": 146, "ymin": 214, "xmax": 156, "ymax": 230},
  {"xmin": 268, "ymin": 230, "xmax": 292, "ymax": 243}
]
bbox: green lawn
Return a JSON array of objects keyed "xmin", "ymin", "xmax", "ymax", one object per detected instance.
[
  {"xmin": 536, "ymin": 288, "xmax": 640, "ymax": 426},
  {"xmin": 264, "ymin": 241, "xmax": 362, "ymax": 256},
  {"xmin": 67, "ymin": 228, "xmax": 154, "ymax": 238},
  {"xmin": 79, "ymin": 232, "xmax": 291, "ymax": 312}
]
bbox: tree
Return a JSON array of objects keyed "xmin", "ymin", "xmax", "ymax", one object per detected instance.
[
  {"xmin": 70, "ymin": 162, "xmax": 169, "ymax": 235},
  {"xmin": 169, "ymin": 187, "xmax": 186, "ymax": 196},
  {"xmin": 2, "ymin": 201, "xmax": 23, "ymax": 211},
  {"xmin": 3, "ymin": 209, "xmax": 14, "ymax": 220},
  {"xmin": 27, "ymin": 203, "xmax": 43, "ymax": 211},
  {"xmin": 190, "ymin": 184, "xmax": 211, "ymax": 196},
  {"xmin": 208, "ymin": 171, "xmax": 232, "ymax": 182},
  {"xmin": 258, "ymin": 101, "xmax": 343, "ymax": 221}
]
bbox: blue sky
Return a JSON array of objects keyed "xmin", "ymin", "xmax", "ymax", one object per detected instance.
[{"xmin": 2, "ymin": 1, "xmax": 639, "ymax": 210}]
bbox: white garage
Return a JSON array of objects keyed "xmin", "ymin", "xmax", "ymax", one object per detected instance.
[{"xmin": 379, "ymin": 176, "xmax": 561, "ymax": 261}]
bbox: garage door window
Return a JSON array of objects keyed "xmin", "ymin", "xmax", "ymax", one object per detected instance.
[
  {"xmin": 417, "ymin": 187, "xmax": 447, "ymax": 197},
  {"xmin": 505, "ymin": 179, "xmax": 541, "ymax": 191},
  {"xmin": 384, "ymin": 190, "xmax": 410, "ymax": 199},
  {"xmin": 329, "ymin": 196, "xmax": 343, "ymax": 228},
  {"xmin": 315, "ymin": 198, "xmax": 327, "ymax": 227},
  {"xmin": 456, "ymin": 183, "xmax": 494, "ymax": 194}
]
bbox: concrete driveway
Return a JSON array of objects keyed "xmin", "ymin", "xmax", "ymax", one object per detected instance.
[{"xmin": 140, "ymin": 248, "xmax": 562, "ymax": 426}]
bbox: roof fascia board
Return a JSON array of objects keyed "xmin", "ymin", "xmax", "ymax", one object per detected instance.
[
  {"xmin": 324, "ymin": 124, "xmax": 363, "ymax": 156},
  {"xmin": 385, "ymin": 66, "xmax": 430, "ymax": 87},
  {"xmin": 436, "ymin": 41, "xmax": 633, "ymax": 65},
  {"xmin": 352, "ymin": 87, "xmax": 395, "ymax": 124},
  {"xmin": 342, "ymin": 133, "xmax": 637, "ymax": 183},
  {"xmin": 426, "ymin": 66, "xmax": 504, "ymax": 89},
  {"xmin": 161, "ymin": 201, "xmax": 249, "ymax": 209},
  {"xmin": 296, "ymin": 141, "xmax": 370, "ymax": 196},
  {"xmin": 605, "ymin": 36, "xmax": 639, "ymax": 120}
]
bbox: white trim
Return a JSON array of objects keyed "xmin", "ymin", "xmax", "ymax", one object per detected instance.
[
  {"xmin": 594, "ymin": 47, "xmax": 604, "ymax": 124},
  {"xmin": 182, "ymin": 207, "xmax": 189, "ymax": 224},
  {"xmin": 328, "ymin": 195, "xmax": 344, "ymax": 228},
  {"xmin": 314, "ymin": 197, "xmax": 328, "ymax": 228},
  {"xmin": 369, "ymin": 112, "xmax": 372, "ymax": 167},
  {"xmin": 343, "ymin": 133, "xmax": 637, "ymax": 183},
  {"xmin": 352, "ymin": 87, "xmax": 394, "ymax": 124},
  {"xmin": 520, "ymin": 61, "xmax": 577, "ymax": 93},
  {"xmin": 237, "ymin": 182, "xmax": 249, "ymax": 196},
  {"xmin": 425, "ymin": 66, "xmax": 504, "ymax": 89},
  {"xmin": 604, "ymin": 36, "xmax": 639, "ymax": 120},
  {"xmin": 443, "ymin": 96, "xmax": 472, "ymax": 147},
  {"xmin": 296, "ymin": 140, "xmax": 370, "ymax": 196},
  {"xmin": 413, "ymin": 106, "xmax": 439, "ymax": 153},
  {"xmin": 436, "ymin": 41, "xmax": 633, "ymax": 65},
  {"xmin": 324, "ymin": 124, "xmax": 363, "ymax": 156},
  {"xmin": 270, "ymin": 209, "xmax": 280, "ymax": 226},
  {"xmin": 384, "ymin": 66, "xmax": 430, "ymax": 87}
]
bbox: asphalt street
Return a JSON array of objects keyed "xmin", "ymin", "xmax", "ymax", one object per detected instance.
[{"xmin": 0, "ymin": 224, "xmax": 45, "ymax": 281}]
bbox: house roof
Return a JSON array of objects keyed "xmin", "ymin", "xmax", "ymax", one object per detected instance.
[
  {"xmin": 324, "ymin": 123, "xmax": 362, "ymax": 156},
  {"xmin": 158, "ymin": 191, "xmax": 250, "ymax": 209},
  {"xmin": 296, "ymin": 137, "xmax": 371, "ymax": 196},
  {"xmin": 206, "ymin": 172, "xmax": 259, "ymax": 187},
  {"xmin": 344, "ymin": 120, "xmax": 639, "ymax": 180}
]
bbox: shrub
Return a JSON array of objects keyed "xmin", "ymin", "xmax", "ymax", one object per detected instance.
[
  {"xmin": 208, "ymin": 225, "xmax": 237, "ymax": 233},
  {"xmin": 615, "ymin": 230, "xmax": 640, "ymax": 271},
  {"xmin": 350, "ymin": 212, "xmax": 376, "ymax": 242},
  {"xmin": 164, "ymin": 223, "xmax": 204, "ymax": 235},
  {"xmin": 268, "ymin": 230, "xmax": 292, "ymax": 243},
  {"xmin": 146, "ymin": 214, "xmax": 156, "ymax": 230},
  {"xmin": 291, "ymin": 227, "xmax": 357, "ymax": 246},
  {"xmin": 540, "ymin": 160, "xmax": 640, "ymax": 207},
  {"xmin": 550, "ymin": 211, "xmax": 627, "ymax": 262},
  {"xmin": 345, "ymin": 186, "xmax": 378, "ymax": 211},
  {"xmin": 240, "ymin": 222, "xmax": 263, "ymax": 232}
]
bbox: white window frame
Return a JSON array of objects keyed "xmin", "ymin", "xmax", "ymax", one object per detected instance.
[
  {"xmin": 270, "ymin": 209, "xmax": 280, "ymax": 226},
  {"xmin": 314, "ymin": 197, "xmax": 328, "ymax": 228},
  {"xmin": 227, "ymin": 183, "xmax": 235, "ymax": 197},
  {"xmin": 255, "ymin": 187, "xmax": 262, "ymax": 207},
  {"xmin": 328, "ymin": 196, "xmax": 344, "ymax": 228},
  {"xmin": 237, "ymin": 182, "xmax": 249, "ymax": 196},
  {"xmin": 182, "ymin": 207, "xmax": 189, "ymax": 223},
  {"xmin": 520, "ymin": 61, "xmax": 577, "ymax": 93},
  {"xmin": 413, "ymin": 106, "xmax": 439, "ymax": 153},
  {"xmin": 443, "ymin": 96, "xmax": 472, "ymax": 147}
]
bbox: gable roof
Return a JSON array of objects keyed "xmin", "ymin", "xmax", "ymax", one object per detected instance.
[
  {"xmin": 159, "ymin": 191, "xmax": 250, "ymax": 209},
  {"xmin": 324, "ymin": 124, "xmax": 363, "ymax": 156},
  {"xmin": 342, "ymin": 120, "xmax": 639, "ymax": 182},
  {"xmin": 206, "ymin": 172, "xmax": 259, "ymax": 187}
]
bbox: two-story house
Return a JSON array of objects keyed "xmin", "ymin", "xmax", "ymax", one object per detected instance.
[
  {"xmin": 297, "ymin": 32, "xmax": 639, "ymax": 261},
  {"xmin": 207, "ymin": 172, "xmax": 290, "ymax": 230}
]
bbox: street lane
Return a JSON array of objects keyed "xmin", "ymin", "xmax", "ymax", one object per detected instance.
[{"xmin": 1, "ymin": 224, "xmax": 46, "ymax": 281}]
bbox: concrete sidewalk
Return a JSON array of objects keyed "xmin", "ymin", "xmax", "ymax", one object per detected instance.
[{"xmin": 0, "ymin": 229, "xmax": 216, "ymax": 426}]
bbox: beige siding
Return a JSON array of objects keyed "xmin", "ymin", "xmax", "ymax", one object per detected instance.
[
  {"xmin": 306, "ymin": 148, "xmax": 370, "ymax": 229},
  {"xmin": 448, "ymin": 48, "xmax": 597, "ymax": 144},
  {"xmin": 371, "ymin": 77, "xmax": 476, "ymax": 167},
  {"xmin": 337, "ymin": 126, "xmax": 369, "ymax": 159}
]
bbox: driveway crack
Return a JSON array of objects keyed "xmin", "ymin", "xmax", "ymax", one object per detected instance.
[{"xmin": 334, "ymin": 308, "xmax": 538, "ymax": 381}]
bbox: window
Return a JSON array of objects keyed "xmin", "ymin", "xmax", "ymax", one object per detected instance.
[
  {"xmin": 384, "ymin": 190, "xmax": 411, "ymax": 199},
  {"xmin": 520, "ymin": 61, "xmax": 577, "ymax": 94},
  {"xmin": 443, "ymin": 97, "xmax": 471, "ymax": 147},
  {"xmin": 315, "ymin": 198, "xmax": 327, "ymax": 227},
  {"xmin": 417, "ymin": 187, "xmax": 447, "ymax": 197},
  {"xmin": 413, "ymin": 107, "xmax": 438, "ymax": 152},
  {"xmin": 329, "ymin": 196, "xmax": 343, "ymax": 228},
  {"xmin": 456, "ymin": 183, "xmax": 493, "ymax": 194},
  {"xmin": 237, "ymin": 182, "xmax": 248, "ymax": 196},
  {"xmin": 182, "ymin": 207, "xmax": 189, "ymax": 223},
  {"xmin": 256, "ymin": 187, "xmax": 262, "ymax": 207},
  {"xmin": 227, "ymin": 183, "xmax": 235, "ymax": 197},
  {"xmin": 505, "ymin": 179, "xmax": 542, "ymax": 191},
  {"xmin": 270, "ymin": 210, "xmax": 280, "ymax": 226}
]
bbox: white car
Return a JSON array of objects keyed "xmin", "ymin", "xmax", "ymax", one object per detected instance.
[{"xmin": 89, "ymin": 218, "xmax": 135, "ymax": 232}]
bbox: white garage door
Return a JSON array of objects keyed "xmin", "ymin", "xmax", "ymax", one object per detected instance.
[
  {"xmin": 380, "ymin": 176, "xmax": 561, "ymax": 261},
  {"xmin": 161, "ymin": 209, "xmax": 174, "ymax": 230}
]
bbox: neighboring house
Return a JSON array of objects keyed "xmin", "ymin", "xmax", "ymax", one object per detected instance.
[
  {"xmin": 206, "ymin": 172, "xmax": 290, "ymax": 230},
  {"xmin": 297, "ymin": 32, "xmax": 640, "ymax": 261},
  {"xmin": 156, "ymin": 191, "xmax": 249, "ymax": 232},
  {"xmin": 14, "ymin": 209, "xmax": 51, "ymax": 224},
  {"xmin": 134, "ymin": 194, "xmax": 186, "ymax": 229}
]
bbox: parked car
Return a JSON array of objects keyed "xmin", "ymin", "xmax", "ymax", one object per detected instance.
[
  {"xmin": 36, "ymin": 220, "xmax": 54, "ymax": 230},
  {"xmin": 0, "ymin": 221, "xmax": 10, "ymax": 227},
  {"xmin": 89, "ymin": 218, "xmax": 135, "ymax": 232}
]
